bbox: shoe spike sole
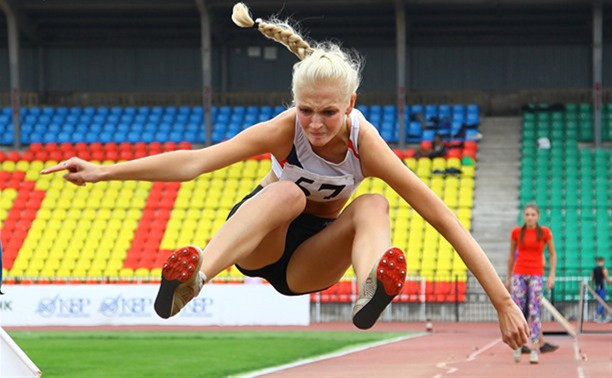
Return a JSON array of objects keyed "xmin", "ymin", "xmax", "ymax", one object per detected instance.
[
  {"xmin": 154, "ymin": 246, "xmax": 202, "ymax": 319},
  {"xmin": 353, "ymin": 247, "xmax": 407, "ymax": 330}
]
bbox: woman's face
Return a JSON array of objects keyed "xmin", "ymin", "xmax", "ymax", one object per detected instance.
[
  {"xmin": 295, "ymin": 84, "xmax": 355, "ymax": 147},
  {"xmin": 523, "ymin": 206, "xmax": 540, "ymax": 228}
]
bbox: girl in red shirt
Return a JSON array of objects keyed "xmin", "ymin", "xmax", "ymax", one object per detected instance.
[{"xmin": 506, "ymin": 203, "xmax": 557, "ymax": 364}]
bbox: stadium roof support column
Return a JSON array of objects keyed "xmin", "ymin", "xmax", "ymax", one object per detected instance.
[
  {"xmin": 196, "ymin": 0, "xmax": 213, "ymax": 147},
  {"xmin": 0, "ymin": 0, "xmax": 21, "ymax": 149},
  {"xmin": 396, "ymin": 0, "xmax": 407, "ymax": 149},
  {"xmin": 592, "ymin": 0, "xmax": 603, "ymax": 147}
]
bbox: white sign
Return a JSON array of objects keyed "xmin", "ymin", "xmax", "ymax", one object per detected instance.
[
  {"xmin": 0, "ymin": 327, "xmax": 42, "ymax": 377},
  {"xmin": 0, "ymin": 284, "xmax": 309, "ymax": 326}
]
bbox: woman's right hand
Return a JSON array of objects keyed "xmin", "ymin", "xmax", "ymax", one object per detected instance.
[{"xmin": 41, "ymin": 157, "xmax": 105, "ymax": 186}]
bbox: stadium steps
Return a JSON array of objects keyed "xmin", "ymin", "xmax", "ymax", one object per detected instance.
[{"xmin": 471, "ymin": 116, "xmax": 522, "ymax": 274}]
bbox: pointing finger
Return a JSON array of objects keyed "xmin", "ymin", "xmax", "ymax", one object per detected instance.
[{"xmin": 41, "ymin": 161, "xmax": 70, "ymax": 175}]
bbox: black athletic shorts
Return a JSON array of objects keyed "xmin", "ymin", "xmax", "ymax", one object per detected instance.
[{"xmin": 227, "ymin": 185, "xmax": 335, "ymax": 296}]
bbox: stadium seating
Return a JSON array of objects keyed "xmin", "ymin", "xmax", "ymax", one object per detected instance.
[
  {"xmin": 0, "ymin": 104, "xmax": 480, "ymax": 146},
  {"xmin": 519, "ymin": 103, "xmax": 611, "ymax": 301},
  {"xmin": 0, "ymin": 103, "xmax": 479, "ymax": 303}
]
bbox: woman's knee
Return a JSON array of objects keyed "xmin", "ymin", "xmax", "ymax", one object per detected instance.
[
  {"xmin": 351, "ymin": 194, "xmax": 389, "ymax": 215},
  {"xmin": 262, "ymin": 181, "xmax": 307, "ymax": 213}
]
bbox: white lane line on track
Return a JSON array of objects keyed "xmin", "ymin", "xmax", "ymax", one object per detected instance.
[
  {"xmin": 466, "ymin": 338, "xmax": 501, "ymax": 361},
  {"xmin": 433, "ymin": 338, "xmax": 501, "ymax": 378},
  {"xmin": 236, "ymin": 333, "xmax": 427, "ymax": 378},
  {"xmin": 573, "ymin": 338, "xmax": 585, "ymax": 378}
]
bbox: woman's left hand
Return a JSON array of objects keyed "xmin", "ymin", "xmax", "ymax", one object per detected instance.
[
  {"xmin": 546, "ymin": 275, "xmax": 555, "ymax": 291},
  {"xmin": 496, "ymin": 297, "xmax": 530, "ymax": 349}
]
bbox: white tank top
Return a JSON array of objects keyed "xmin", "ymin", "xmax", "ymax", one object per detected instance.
[{"xmin": 271, "ymin": 109, "xmax": 364, "ymax": 202}]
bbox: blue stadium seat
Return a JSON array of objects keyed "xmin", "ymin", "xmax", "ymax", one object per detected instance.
[
  {"xmin": 106, "ymin": 114, "xmax": 119, "ymax": 124},
  {"xmin": 184, "ymin": 131, "xmax": 198, "ymax": 143},
  {"xmin": 178, "ymin": 106, "xmax": 191, "ymax": 115},
  {"xmin": 69, "ymin": 106, "xmax": 82, "ymax": 115},
  {"xmin": 79, "ymin": 114, "xmax": 92, "ymax": 124},
  {"xmin": 186, "ymin": 123, "xmax": 200, "ymax": 133},
  {"xmin": 43, "ymin": 132, "xmax": 56, "ymax": 144},
  {"xmin": 212, "ymin": 130, "xmax": 224, "ymax": 143},
  {"xmin": 452, "ymin": 104, "xmax": 465, "ymax": 116},
  {"xmin": 151, "ymin": 106, "xmax": 164, "ymax": 115},
  {"xmin": 30, "ymin": 132, "xmax": 43, "ymax": 143},
  {"xmin": 85, "ymin": 132, "xmax": 99, "ymax": 144},
  {"xmin": 51, "ymin": 115, "xmax": 65, "ymax": 124},
  {"xmin": 422, "ymin": 130, "xmax": 435, "ymax": 141},
  {"xmin": 21, "ymin": 123, "xmax": 32, "ymax": 133},
  {"xmin": 246, "ymin": 106, "xmax": 259, "ymax": 115},
  {"xmin": 110, "ymin": 106, "xmax": 123, "ymax": 115},
  {"xmin": 142, "ymin": 131, "xmax": 154, "ymax": 143},
  {"xmin": 411, "ymin": 104, "xmax": 424, "ymax": 115},
  {"xmin": 48, "ymin": 123, "xmax": 61, "ymax": 133},
  {"xmin": 169, "ymin": 131, "xmax": 182, "ymax": 143},
  {"xmin": 34, "ymin": 124, "xmax": 46, "ymax": 133},
  {"xmin": 113, "ymin": 132, "xmax": 127, "ymax": 143},
  {"xmin": 58, "ymin": 132, "xmax": 71, "ymax": 144},
  {"xmin": 127, "ymin": 131, "xmax": 140, "ymax": 143},
  {"xmin": 158, "ymin": 123, "xmax": 172, "ymax": 133},
  {"xmin": 102, "ymin": 123, "xmax": 116, "ymax": 133},
  {"xmin": 66, "ymin": 114, "xmax": 79, "ymax": 124},
  {"xmin": 24, "ymin": 115, "xmax": 38, "ymax": 124},
  {"xmin": 438, "ymin": 104, "xmax": 451, "ymax": 119},
  {"xmin": 147, "ymin": 114, "xmax": 161, "ymax": 124},
  {"xmin": 154, "ymin": 131, "xmax": 169, "ymax": 142},
  {"xmin": 164, "ymin": 106, "xmax": 177, "ymax": 115},
  {"xmin": 1, "ymin": 132, "xmax": 11, "ymax": 145},
  {"xmin": 137, "ymin": 106, "xmax": 150, "ymax": 115}
]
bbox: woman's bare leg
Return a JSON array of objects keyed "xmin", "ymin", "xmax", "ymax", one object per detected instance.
[
  {"xmin": 286, "ymin": 194, "xmax": 392, "ymax": 293},
  {"xmin": 200, "ymin": 181, "xmax": 307, "ymax": 280}
]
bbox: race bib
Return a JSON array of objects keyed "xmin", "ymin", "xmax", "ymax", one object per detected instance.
[{"xmin": 279, "ymin": 163, "xmax": 355, "ymax": 202}]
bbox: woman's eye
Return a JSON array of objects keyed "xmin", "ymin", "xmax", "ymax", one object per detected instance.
[
  {"xmin": 324, "ymin": 110, "xmax": 337, "ymax": 116},
  {"xmin": 300, "ymin": 109, "xmax": 312, "ymax": 115}
]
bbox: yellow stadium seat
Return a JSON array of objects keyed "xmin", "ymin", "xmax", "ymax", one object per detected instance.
[
  {"xmin": 2, "ymin": 161, "xmax": 16, "ymax": 171},
  {"xmin": 432, "ymin": 157, "xmax": 446, "ymax": 171},
  {"xmin": 462, "ymin": 166, "xmax": 475, "ymax": 178},
  {"xmin": 447, "ymin": 158, "xmax": 461, "ymax": 169},
  {"xmin": 403, "ymin": 157, "xmax": 417, "ymax": 171},
  {"xmin": 135, "ymin": 268, "xmax": 150, "ymax": 278},
  {"xmin": 120, "ymin": 268, "xmax": 134, "ymax": 278}
]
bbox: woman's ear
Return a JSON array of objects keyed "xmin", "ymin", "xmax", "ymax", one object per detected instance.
[{"xmin": 346, "ymin": 93, "xmax": 357, "ymax": 114}]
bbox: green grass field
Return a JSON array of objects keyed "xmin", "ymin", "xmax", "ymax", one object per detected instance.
[{"xmin": 9, "ymin": 330, "xmax": 409, "ymax": 377}]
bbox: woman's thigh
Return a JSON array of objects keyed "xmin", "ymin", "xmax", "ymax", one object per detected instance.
[
  {"xmin": 226, "ymin": 182, "xmax": 306, "ymax": 270},
  {"xmin": 286, "ymin": 194, "xmax": 390, "ymax": 293}
]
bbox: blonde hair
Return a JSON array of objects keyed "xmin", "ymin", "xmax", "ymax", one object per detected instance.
[{"xmin": 232, "ymin": 2, "xmax": 362, "ymax": 104}]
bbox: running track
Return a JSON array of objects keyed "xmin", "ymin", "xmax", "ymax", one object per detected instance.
[
  {"xmin": 254, "ymin": 322, "xmax": 611, "ymax": 378},
  {"xmin": 9, "ymin": 321, "xmax": 610, "ymax": 377}
]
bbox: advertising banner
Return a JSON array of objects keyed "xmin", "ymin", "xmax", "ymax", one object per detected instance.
[{"xmin": 0, "ymin": 284, "xmax": 309, "ymax": 326}]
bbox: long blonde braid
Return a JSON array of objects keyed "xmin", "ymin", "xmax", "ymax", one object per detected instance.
[{"xmin": 232, "ymin": 2, "xmax": 314, "ymax": 60}]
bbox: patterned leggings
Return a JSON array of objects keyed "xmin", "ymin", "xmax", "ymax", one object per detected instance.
[{"xmin": 511, "ymin": 274, "xmax": 543, "ymax": 345}]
